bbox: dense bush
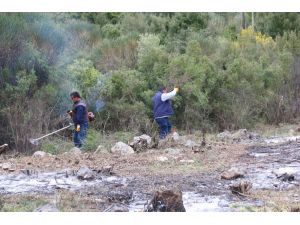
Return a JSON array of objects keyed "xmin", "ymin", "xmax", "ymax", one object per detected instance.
[{"xmin": 1, "ymin": 12, "xmax": 300, "ymax": 152}]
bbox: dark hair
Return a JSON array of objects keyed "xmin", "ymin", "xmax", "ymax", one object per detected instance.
[
  {"xmin": 70, "ymin": 91, "xmax": 81, "ymax": 98},
  {"xmin": 159, "ymin": 86, "xmax": 166, "ymax": 92}
]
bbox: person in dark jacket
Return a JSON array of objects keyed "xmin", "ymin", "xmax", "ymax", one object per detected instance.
[
  {"xmin": 69, "ymin": 91, "xmax": 89, "ymax": 148},
  {"xmin": 152, "ymin": 87, "xmax": 179, "ymax": 139}
]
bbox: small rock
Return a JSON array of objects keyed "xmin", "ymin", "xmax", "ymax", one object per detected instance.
[
  {"xmin": 172, "ymin": 132, "xmax": 180, "ymax": 142},
  {"xmin": 33, "ymin": 151, "xmax": 48, "ymax": 158},
  {"xmin": 34, "ymin": 204, "xmax": 59, "ymax": 212},
  {"xmin": 217, "ymin": 130, "xmax": 231, "ymax": 141},
  {"xmin": 70, "ymin": 147, "xmax": 82, "ymax": 154},
  {"xmin": 2, "ymin": 162, "xmax": 12, "ymax": 170},
  {"xmin": 184, "ymin": 140, "xmax": 197, "ymax": 148},
  {"xmin": 157, "ymin": 156, "xmax": 169, "ymax": 162},
  {"xmin": 111, "ymin": 142, "xmax": 134, "ymax": 155},
  {"xmin": 77, "ymin": 166, "xmax": 95, "ymax": 180},
  {"xmin": 106, "ymin": 176, "xmax": 119, "ymax": 182},
  {"xmin": 277, "ymin": 173, "xmax": 295, "ymax": 182},
  {"xmin": 221, "ymin": 168, "xmax": 244, "ymax": 180},
  {"xmin": 179, "ymin": 159, "xmax": 195, "ymax": 163},
  {"xmin": 165, "ymin": 148, "xmax": 181, "ymax": 154},
  {"xmin": 102, "ymin": 165, "xmax": 114, "ymax": 175}
]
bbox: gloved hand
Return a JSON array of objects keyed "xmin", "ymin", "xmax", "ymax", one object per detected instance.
[
  {"xmin": 76, "ymin": 124, "xmax": 80, "ymax": 132},
  {"xmin": 174, "ymin": 87, "xmax": 179, "ymax": 93}
]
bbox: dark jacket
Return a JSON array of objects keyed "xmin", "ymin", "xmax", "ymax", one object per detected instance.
[
  {"xmin": 72, "ymin": 100, "xmax": 88, "ymax": 125},
  {"xmin": 152, "ymin": 91, "xmax": 174, "ymax": 118}
]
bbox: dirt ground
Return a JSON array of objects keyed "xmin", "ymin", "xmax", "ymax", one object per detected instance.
[{"xmin": 1, "ymin": 125, "xmax": 300, "ymax": 212}]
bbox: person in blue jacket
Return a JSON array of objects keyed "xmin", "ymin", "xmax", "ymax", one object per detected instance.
[
  {"xmin": 69, "ymin": 92, "xmax": 89, "ymax": 148},
  {"xmin": 152, "ymin": 87, "xmax": 179, "ymax": 139}
]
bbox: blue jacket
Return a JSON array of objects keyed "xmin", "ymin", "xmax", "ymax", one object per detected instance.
[
  {"xmin": 152, "ymin": 91, "xmax": 174, "ymax": 118},
  {"xmin": 72, "ymin": 100, "xmax": 88, "ymax": 125}
]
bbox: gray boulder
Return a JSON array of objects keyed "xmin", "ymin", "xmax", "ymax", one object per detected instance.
[
  {"xmin": 111, "ymin": 142, "xmax": 134, "ymax": 155},
  {"xmin": 129, "ymin": 134, "xmax": 152, "ymax": 152},
  {"xmin": 221, "ymin": 168, "xmax": 244, "ymax": 180},
  {"xmin": 33, "ymin": 151, "xmax": 49, "ymax": 158},
  {"xmin": 70, "ymin": 147, "xmax": 82, "ymax": 154},
  {"xmin": 77, "ymin": 166, "xmax": 95, "ymax": 180}
]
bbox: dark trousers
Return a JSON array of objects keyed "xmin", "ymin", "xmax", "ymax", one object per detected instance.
[
  {"xmin": 74, "ymin": 122, "xmax": 88, "ymax": 148},
  {"xmin": 155, "ymin": 117, "xmax": 172, "ymax": 139}
]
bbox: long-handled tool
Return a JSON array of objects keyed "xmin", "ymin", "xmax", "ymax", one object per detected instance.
[{"xmin": 29, "ymin": 123, "xmax": 73, "ymax": 145}]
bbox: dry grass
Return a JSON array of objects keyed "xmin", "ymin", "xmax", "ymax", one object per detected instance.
[
  {"xmin": 254, "ymin": 122, "xmax": 300, "ymax": 138},
  {"xmin": 250, "ymin": 188, "xmax": 300, "ymax": 212},
  {"xmin": 0, "ymin": 194, "xmax": 49, "ymax": 212},
  {"xmin": 55, "ymin": 190, "xmax": 102, "ymax": 212}
]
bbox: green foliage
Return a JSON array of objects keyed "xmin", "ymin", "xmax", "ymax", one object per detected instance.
[
  {"xmin": 67, "ymin": 58, "xmax": 102, "ymax": 99},
  {"xmin": 1, "ymin": 12, "xmax": 300, "ymax": 152}
]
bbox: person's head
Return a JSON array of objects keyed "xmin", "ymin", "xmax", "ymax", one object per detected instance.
[
  {"xmin": 70, "ymin": 91, "xmax": 81, "ymax": 103},
  {"xmin": 159, "ymin": 86, "xmax": 167, "ymax": 93}
]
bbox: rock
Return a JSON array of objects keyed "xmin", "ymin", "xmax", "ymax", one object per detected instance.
[
  {"xmin": 157, "ymin": 156, "xmax": 169, "ymax": 162},
  {"xmin": 111, "ymin": 142, "xmax": 134, "ymax": 155},
  {"xmin": 184, "ymin": 140, "xmax": 197, "ymax": 148},
  {"xmin": 2, "ymin": 162, "xmax": 12, "ymax": 170},
  {"xmin": 276, "ymin": 173, "xmax": 294, "ymax": 182},
  {"xmin": 179, "ymin": 159, "xmax": 194, "ymax": 163},
  {"xmin": 230, "ymin": 181, "xmax": 252, "ymax": 194},
  {"xmin": 106, "ymin": 176, "xmax": 119, "ymax": 182},
  {"xmin": 105, "ymin": 204, "xmax": 129, "ymax": 212},
  {"xmin": 221, "ymin": 168, "xmax": 244, "ymax": 180},
  {"xmin": 217, "ymin": 130, "xmax": 231, "ymax": 141},
  {"xmin": 133, "ymin": 134, "xmax": 152, "ymax": 145},
  {"xmin": 217, "ymin": 129, "xmax": 260, "ymax": 142},
  {"xmin": 165, "ymin": 148, "xmax": 181, "ymax": 154},
  {"xmin": 70, "ymin": 147, "xmax": 82, "ymax": 154},
  {"xmin": 33, "ymin": 151, "xmax": 48, "ymax": 158},
  {"xmin": 172, "ymin": 132, "xmax": 180, "ymax": 142},
  {"xmin": 77, "ymin": 166, "xmax": 95, "ymax": 180},
  {"xmin": 34, "ymin": 204, "xmax": 59, "ymax": 212},
  {"xmin": 101, "ymin": 165, "xmax": 114, "ymax": 175},
  {"xmin": 145, "ymin": 190, "xmax": 186, "ymax": 212},
  {"xmin": 129, "ymin": 134, "xmax": 152, "ymax": 152}
]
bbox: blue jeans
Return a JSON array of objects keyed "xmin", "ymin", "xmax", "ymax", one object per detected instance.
[
  {"xmin": 74, "ymin": 122, "xmax": 88, "ymax": 148},
  {"xmin": 155, "ymin": 117, "xmax": 172, "ymax": 139}
]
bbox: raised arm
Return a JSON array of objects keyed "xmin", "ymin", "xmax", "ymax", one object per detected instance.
[{"xmin": 161, "ymin": 89, "xmax": 177, "ymax": 101}]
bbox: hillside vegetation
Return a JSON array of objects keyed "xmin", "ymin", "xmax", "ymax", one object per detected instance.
[{"xmin": 0, "ymin": 12, "xmax": 300, "ymax": 152}]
